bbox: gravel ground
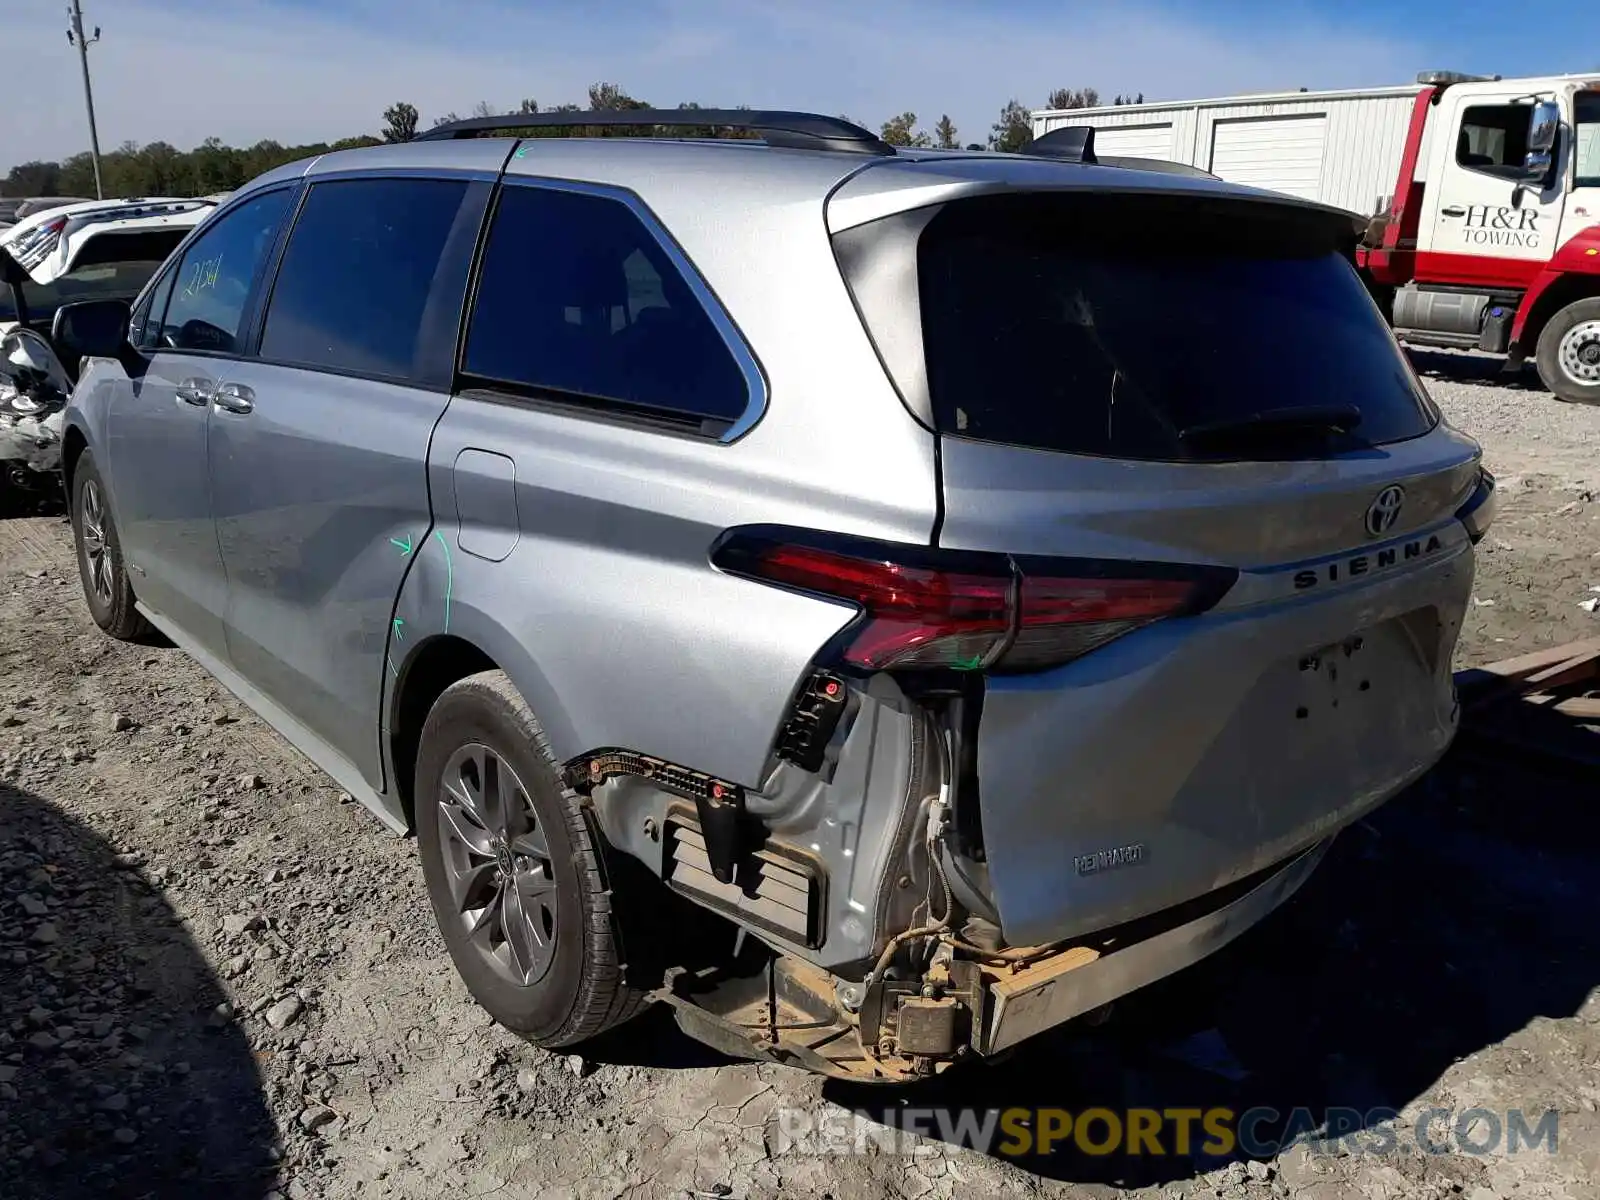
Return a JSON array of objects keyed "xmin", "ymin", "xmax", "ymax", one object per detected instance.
[
  {"xmin": 1410, "ymin": 351, "xmax": 1600, "ymax": 664},
  {"xmin": 2, "ymin": 353, "xmax": 1598, "ymax": 1200}
]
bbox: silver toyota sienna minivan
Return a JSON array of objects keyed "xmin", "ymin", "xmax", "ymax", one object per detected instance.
[{"xmin": 56, "ymin": 111, "xmax": 1496, "ymax": 1082}]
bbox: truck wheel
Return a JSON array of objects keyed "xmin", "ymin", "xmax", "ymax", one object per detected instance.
[
  {"xmin": 1534, "ymin": 297, "xmax": 1600, "ymax": 404},
  {"xmin": 414, "ymin": 670, "xmax": 648, "ymax": 1046},
  {"xmin": 70, "ymin": 452, "xmax": 152, "ymax": 642}
]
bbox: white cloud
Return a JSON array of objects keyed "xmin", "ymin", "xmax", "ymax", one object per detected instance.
[{"xmin": 4, "ymin": 0, "xmax": 1422, "ymax": 170}]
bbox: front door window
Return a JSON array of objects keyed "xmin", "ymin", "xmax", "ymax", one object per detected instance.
[
  {"xmin": 156, "ymin": 190, "xmax": 293, "ymax": 355},
  {"xmin": 1575, "ymin": 92, "xmax": 1600, "ymax": 191}
]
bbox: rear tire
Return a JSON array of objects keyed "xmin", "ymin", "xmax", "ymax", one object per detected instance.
[
  {"xmin": 415, "ymin": 670, "xmax": 648, "ymax": 1046},
  {"xmin": 70, "ymin": 452, "xmax": 152, "ymax": 641},
  {"xmin": 1534, "ymin": 297, "xmax": 1600, "ymax": 404}
]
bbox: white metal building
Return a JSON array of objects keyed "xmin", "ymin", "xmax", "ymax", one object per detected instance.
[{"xmin": 1032, "ymin": 84, "xmax": 1425, "ymax": 213}]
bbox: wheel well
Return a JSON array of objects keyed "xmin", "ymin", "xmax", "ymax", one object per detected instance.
[
  {"xmin": 390, "ymin": 635, "xmax": 497, "ymax": 830},
  {"xmin": 1518, "ymin": 275, "xmax": 1600, "ymax": 353},
  {"xmin": 60, "ymin": 427, "xmax": 87, "ymax": 496}
]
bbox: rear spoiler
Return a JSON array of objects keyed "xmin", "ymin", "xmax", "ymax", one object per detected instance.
[
  {"xmin": 1024, "ymin": 126, "xmax": 1363, "ymax": 244},
  {"xmin": 1024, "ymin": 127, "xmax": 1235, "ymax": 181}
]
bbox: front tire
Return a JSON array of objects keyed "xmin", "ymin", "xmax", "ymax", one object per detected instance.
[
  {"xmin": 415, "ymin": 670, "xmax": 647, "ymax": 1046},
  {"xmin": 1534, "ymin": 296, "xmax": 1600, "ymax": 404},
  {"xmin": 71, "ymin": 452, "xmax": 152, "ymax": 641}
]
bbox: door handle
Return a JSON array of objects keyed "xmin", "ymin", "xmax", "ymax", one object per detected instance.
[
  {"xmin": 212, "ymin": 381, "xmax": 255, "ymax": 415},
  {"xmin": 1441, "ymin": 206, "xmax": 1466, "ymax": 218},
  {"xmin": 176, "ymin": 377, "xmax": 214, "ymax": 405}
]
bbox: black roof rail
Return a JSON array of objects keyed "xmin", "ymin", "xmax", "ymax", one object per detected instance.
[
  {"xmin": 1021, "ymin": 126, "xmax": 1098, "ymax": 163},
  {"xmin": 416, "ymin": 109, "xmax": 896, "ymax": 156}
]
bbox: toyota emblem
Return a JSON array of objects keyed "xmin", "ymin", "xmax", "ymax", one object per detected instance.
[{"xmin": 1365, "ymin": 485, "xmax": 1405, "ymax": 537}]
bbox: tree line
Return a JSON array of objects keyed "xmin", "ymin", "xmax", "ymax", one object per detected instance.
[{"xmin": 3, "ymin": 83, "xmax": 1145, "ymax": 200}]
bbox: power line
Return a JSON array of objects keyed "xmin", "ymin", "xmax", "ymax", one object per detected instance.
[{"xmin": 65, "ymin": 0, "xmax": 103, "ymax": 200}]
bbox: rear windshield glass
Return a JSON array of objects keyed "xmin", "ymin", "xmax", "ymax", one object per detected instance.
[
  {"xmin": 915, "ymin": 193, "xmax": 1437, "ymax": 462},
  {"xmin": 0, "ymin": 260, "xmax": 166, "ymax": 323}
]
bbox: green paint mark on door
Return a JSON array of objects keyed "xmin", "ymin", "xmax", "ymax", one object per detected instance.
[{"xmin": 433, "ymin": 530, "xmax": 454, "ymax": 633}]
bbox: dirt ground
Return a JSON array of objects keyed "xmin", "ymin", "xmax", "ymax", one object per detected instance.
[{"xmin": 2, "ymin": 353, "xmax": 1599, "ymax": 1200}]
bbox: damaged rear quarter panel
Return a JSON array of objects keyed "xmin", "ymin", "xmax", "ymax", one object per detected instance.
[
  {"xmin": 387, "ymin": 398, "xmax": 867, "ymax": 790},
  {"xmin": 386, "ymin": 161, "xmax": 942, "ymax": 887}
]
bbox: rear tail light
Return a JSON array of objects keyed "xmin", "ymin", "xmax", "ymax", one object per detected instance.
[
  {"xmin": 712, "ymin": 528, "xmax": 1235, "ymax": 674},
  {"xmin": 1002, "ymin": 573, "xmax": 1211, "ymax": 671},
  {"xmin": 1455, "ymin": 465, "xmax": 1496, "ymax": 544}
]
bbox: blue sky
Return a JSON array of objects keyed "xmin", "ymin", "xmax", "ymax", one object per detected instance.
[{"xmin": 6, "ymin": 0, "xmax": 1592, "ymax": 171}]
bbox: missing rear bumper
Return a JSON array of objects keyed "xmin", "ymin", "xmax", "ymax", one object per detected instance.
[
  {"xmin": 979, "ymin": 839, "xmax": 1329, "ymax": 1055},
  {"xmin": 662, "ymin": 803, "xmax": 827, "ymax": 949},
  {"xmin": 652, "ymin": 840, "xmax": 1331, "ymax": 1081}
]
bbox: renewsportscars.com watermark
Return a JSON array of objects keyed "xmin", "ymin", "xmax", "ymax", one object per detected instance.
[{"xmin": 772, "ymin": 1106, "xmax": 1560, "ymax": 1160}]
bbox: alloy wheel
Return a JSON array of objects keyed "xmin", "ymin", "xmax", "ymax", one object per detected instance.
[
  {"xmin": 78, "ymin": 478, "xmax": 113, "ymax": 605},
  {"xmin": 436, "ymin": 743, "xmax": 559, "ymax": 986}
]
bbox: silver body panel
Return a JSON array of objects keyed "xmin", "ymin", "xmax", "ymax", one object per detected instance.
[
  {"xmin": 102, "ymin": 353, "xmax": 230, "ymax": 658},
  {"xmin": 207, "ymin": 361, "xmax": 448, "ymax": 792},
  {"xmin": 977, "ymin": 535, "xmax": 1468, "ymax": 945},
  {"xmin": 936, "ymin": 424, "xmax": 1482, "ymax": 568}
]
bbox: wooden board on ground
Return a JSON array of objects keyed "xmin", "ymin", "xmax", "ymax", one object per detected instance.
[{"xmin": 1455, "ymin": 636, "xmax": 1600, "ymax": 769}]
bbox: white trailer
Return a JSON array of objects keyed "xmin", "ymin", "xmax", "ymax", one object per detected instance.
[{"xmin": 1033, "ymin": 84, "xmax": 1423, "ymax": 213}]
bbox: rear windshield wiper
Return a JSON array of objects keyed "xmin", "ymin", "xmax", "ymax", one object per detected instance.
[{"xmin": 1178, "ymin": 404, "xmax": 1364, "ymax": 444}]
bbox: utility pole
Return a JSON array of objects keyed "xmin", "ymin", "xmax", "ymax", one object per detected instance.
[{"xmin": 66, "ymin": 0, "xmax": 104, "ymax": 199}]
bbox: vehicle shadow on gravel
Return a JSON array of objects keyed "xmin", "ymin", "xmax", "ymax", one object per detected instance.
[
  {"xmin": 562, "ymin": 867, "xmax": 764, "ymax": 1073},
  {"xmin": 1407, "ymin": 347, "xmax": 1547, "ymax": 391},
  {"xmin": 0, "ymin": 782, "xmax": 276, "ymax": 1200},
  {"xmin": 578, "ymin": 1006, "xmax": 738, "ymax": 1071},
  {"xmin": 825, "ymin": 732, "xmax": 1600, "ymax": 1189},
  {"xmin": 0, "ymin": 485, "xmax": 66, "ymax": 520}
]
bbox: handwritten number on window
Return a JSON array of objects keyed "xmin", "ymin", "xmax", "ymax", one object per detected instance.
[{"xmin": 181, "ymin": 253, "xmax": 224, "ymax": 298}]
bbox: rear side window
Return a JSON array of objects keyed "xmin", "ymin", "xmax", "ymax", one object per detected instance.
[
  {"xmin": 913, "ymin": 193, "xmax": 1436, "ymax": 462},
  {"xmin": 260, "ymin": 177, "xmax": 472, "ymax": 381},
  {"xmin": 463, "ymin": 184, "xmax": 750, "ymax": 429}
]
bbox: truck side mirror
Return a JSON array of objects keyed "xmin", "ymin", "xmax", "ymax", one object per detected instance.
[
  {"xmin": 1521, "ymin": 99, "xmax": 1560, "ymax": 183},
  {"xmin": 50, "ymin": 299, "xmax": 132, "ymax": 374}
]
